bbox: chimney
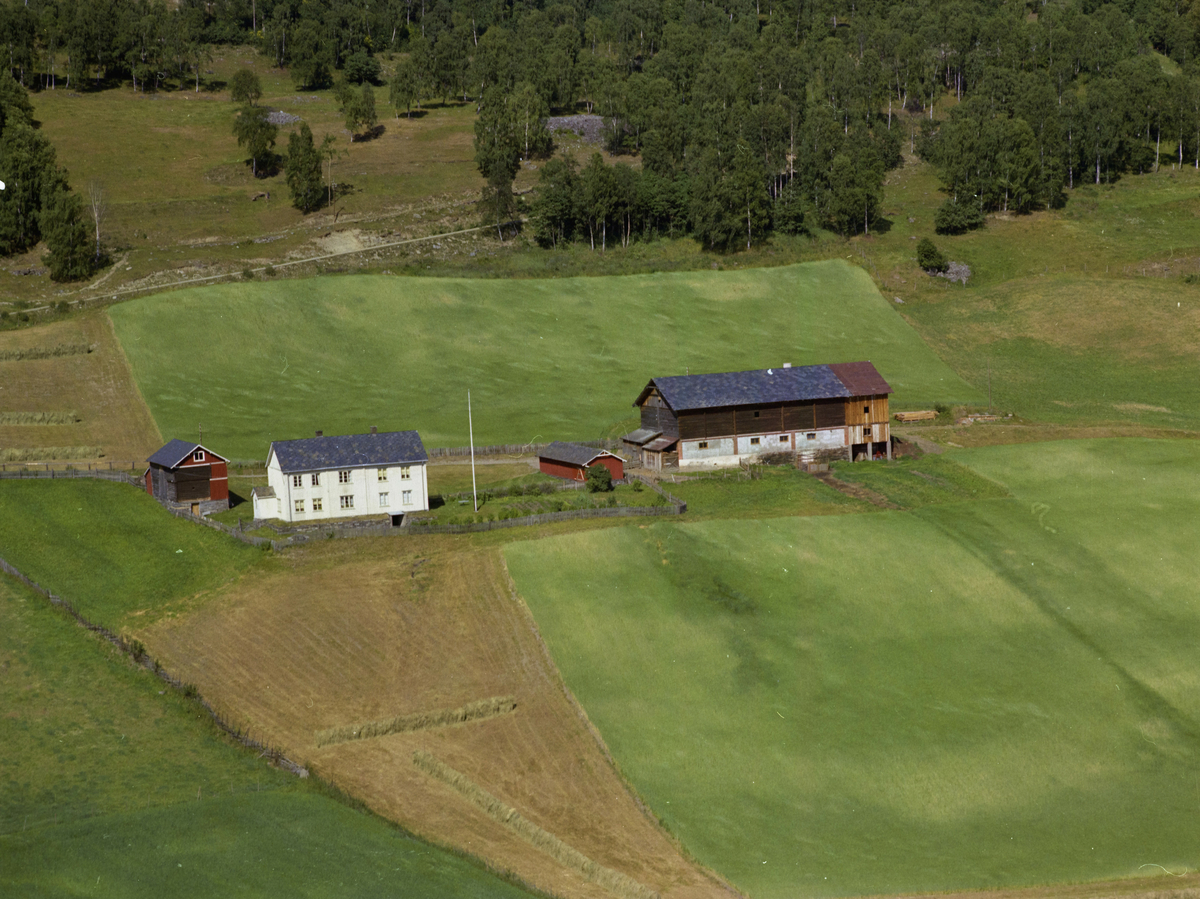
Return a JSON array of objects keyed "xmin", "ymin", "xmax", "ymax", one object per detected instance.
[
  {"xmin": 370, "ymin": 426, "xmax": 378, "ymax": 434},
  {"xmin": 315, "ymin": 430, "xmax": 323, "ymax": 437},
  {"xmin": 783, "ymin": 363, "xmax": 792, "ymax": 368}
]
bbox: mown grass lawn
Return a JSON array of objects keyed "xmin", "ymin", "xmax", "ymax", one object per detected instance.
[
  {"xmin": 0, "ymin": 577, "xmax": 540, "ymax": 899},
  {"xmin": 0, "ymin": 479, "xmax": 261, "ymax": 631},
  {"xmin": 504, "ymin": 439, "xmax": 1200, "ymax": 899},
  {"xmin": 108, "ymin": 260, "xmax": 980, "ymax": 459}
]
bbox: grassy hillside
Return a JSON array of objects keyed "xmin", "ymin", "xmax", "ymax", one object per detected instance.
[
  {"xmin": 0, "ymin": 479, "xmax": 261, "ymax": 631},
  {"xmin": 108, "ymin": 260, "xmax": 980, "ymax": 459},
  {"xmin": 0, "ymin": 575, "xmax": 541, "ymax": 899},
  {"xmin": 505, "ymin": 439, "xmax": 1200, "ymax": 899}
]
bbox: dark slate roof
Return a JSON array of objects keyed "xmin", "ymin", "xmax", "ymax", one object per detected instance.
[
  {"xmin": 539, "ymin": 441, "xmax": 620, "ymax": 468},
  {"xmin": 635, "ymin": 362, "xmax": 891, "ymax": 412},
  {"xmin": 622, "ymin": 428, "xmax": 662, "ymax": 446},
  {"xmin": 271, "ymin": 430, "xmax": 427, "ymax": 473},
  {"xmin": 147, "ymin": 439, "xmax": 228, "ymax": 468}
]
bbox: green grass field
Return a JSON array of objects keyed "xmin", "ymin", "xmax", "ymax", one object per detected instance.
[
  {"xmin": 504, "ymin": 439, "xmax": 1200, "ymax": 898},
  {"xmin": 0, "ymin": 479, "xmax": 261, "ymax": 631},
  {"xmin": 108, "ymin": 260, "xmax": 980, "ymax": 459},
  {"xmin": 0, "ymin": 574, "xmax": 540, "ymax": 899}
]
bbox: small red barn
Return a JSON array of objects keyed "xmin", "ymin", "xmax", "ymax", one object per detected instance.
[
  {"xmin": 538, "ymin": 442, "xmax": 625, "ymax": 482},
  {"xmin": 145, "ymin": 439, "xmax": 229, "ymax": 516}
]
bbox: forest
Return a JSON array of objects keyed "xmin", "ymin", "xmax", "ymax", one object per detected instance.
[{"xmin": 2, "ymin": 0, "xmax": 1200, "ymax": 259}]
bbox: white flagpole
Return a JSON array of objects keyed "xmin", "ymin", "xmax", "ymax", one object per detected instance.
[{"xmin": 468, "ymin": 390, "xmax": 478, "ymax": 512}]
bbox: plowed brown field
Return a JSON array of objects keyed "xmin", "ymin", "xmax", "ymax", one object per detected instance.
[
  {"xmin": 0, "ymin": 312, "xmax": 161, "ymax": 462},
  {"xmin": 139, "ymin": 535, "xmax": 738, "ymax": 899}
]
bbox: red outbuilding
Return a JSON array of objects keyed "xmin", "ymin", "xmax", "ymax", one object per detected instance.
[
  {"xmin": 144, "ymin": 439, "xmax": 230, "ymax": 516},
  {"xmin": 538, "ymin": 441, "xmax": 625, "ymax": 482}
]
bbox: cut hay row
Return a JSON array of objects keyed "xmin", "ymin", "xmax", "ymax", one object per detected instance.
[
  {"xmin": 315, "ymin": 696, "xmax": 516, "ymax": 747},
  {"xmin": 412, "ymin": 750, "xmax": 659, "ymax": 899},
  {"xmin": 0, "ymin": 343, "xmax": 94, "ymax": 361},
  {"xmin": 0, "ymin": 446, "xmax": 102, "ymax": 462},
  {"xmin": 0, "ymin": 411, "xmax": 80, "ymax": 425}
]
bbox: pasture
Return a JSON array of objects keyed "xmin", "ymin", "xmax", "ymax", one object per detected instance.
[
  {"xmin": 108, "ymin": 260, "xmax": 980, "ymax": 459},
  {"xmin": 504, "ymin": 439, "xmax": 1200, "ymax": 899},
  {"xmin": 0, "ymin": 479, "xmax": 261, "ymax": 630},
  {"xmin": 0, "ymin": 574, "xmax": 538, "ymax": 899}
]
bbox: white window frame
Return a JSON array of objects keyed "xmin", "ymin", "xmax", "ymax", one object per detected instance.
[
  {"xmin": 312, "ymin": 497, "xmax": 323, "ymax": 511},
  {"xmin": 294, "ymin": 499, "xmax": 305, "ymax": 514},
  {"xmin": 340, "ymin": 495, "xmax": 354, "ymax": 510},
  {"xmin": 338, "ymin": 470, "xmax": 351, "ymax": 484},
  {"xmin": 193, "ymin": 450, "xmax": 205, "ymax": 462},
  {"xmin": 379, "ymin": 492, "xmax": 389, "ymax": 508},
  {"xmin": 311, "ymin": 473, "xmax": 320, "ymax": 486},
  {"xmin": 402, "ymin": 489, "xmax": 412, "ymax": 505},
  {"xmin": 400, "ymin": 465, "xmax": 411, "ymax": 480},
  {"xmin": 377, "ymin": 468, "xmax": 388, "ymax": 482},
  {"xmin": 292, "ymin": 474, "xmax": 303, "ymax": 488}
]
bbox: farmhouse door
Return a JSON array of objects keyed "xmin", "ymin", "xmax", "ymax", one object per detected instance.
[{"xmin": 190, "ymin": 503, "xmax": 200, "ymax": 516}]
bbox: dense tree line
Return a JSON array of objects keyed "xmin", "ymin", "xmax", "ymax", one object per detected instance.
[
  {"xmin": 0, "ymin": 72, "xmax": 95, "ymax": 279},
  {"xmin": 7, "ymin": 0, "xmax": 1200, "ymax": 242}
]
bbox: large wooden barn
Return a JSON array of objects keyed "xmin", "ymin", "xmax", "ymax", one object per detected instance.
[
  {"xmin": 538, "ymin": 442, "xmax": 625, "ymax": 482},
  {"xmin": 144, "ymin": 439, "xmax": 230, "ymax": 515},
  {"xmin": 623, "ymin": 361, "xmax": 892, "ymax": 470}
]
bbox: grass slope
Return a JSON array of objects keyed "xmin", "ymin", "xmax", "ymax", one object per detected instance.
[
  {"xmin": 108, "ymin": 261, "xmax": 980, "ymax": 458},
  {"xmin": 0, "ymin": 479, "xmax": 260, "ymax": 631},
  {"xmin": 0, "ymin": 575, "xmax": 540, "ymax": 899},
  {"xmin": 504, "ymin": 440, "xmax": 1200, "ymax": 899}
]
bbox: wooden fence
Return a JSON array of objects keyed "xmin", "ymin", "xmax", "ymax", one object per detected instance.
[{"xmin": 0, "ymin": 553, "xmax": 307, "ymax": 778}]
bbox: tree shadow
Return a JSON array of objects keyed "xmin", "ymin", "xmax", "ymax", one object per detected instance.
[
  {"xmin": 351, "ymin": 124, "xmax": 386, "ymax": 142},
  {"xmin": 397, "ymin": 109, "xmax": 430, "ymax": 120}
]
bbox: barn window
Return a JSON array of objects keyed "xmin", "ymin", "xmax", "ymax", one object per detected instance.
[
  {"xmin": 750, "ymin": 437, "xmax": 761, "ymax": 446},
  {"xmin": 377, "ymin": 468, "xmax": 388, "ymax": 482},
  {"xmin": 193, "ymin": 450, "xmax": 204, "ymax": 461},
  {"xmin": 340, "ymin": 495, "xmax": 354, "ymax": 509},
  {"xmin": 312, "ymin": 498, "xmax": 323, "ymax": 511},
  {"xmin": 311, "ymin": 473, "xmax": 320, "ymax": 486},
  {"xmin": 338, "ymin": 470, "xmax": 351, "ymax": 484},
  {"xmin": 753, "ymin": 411, "xmax": 760, "ymax": 418},
  {"xmin": 402, "ymin": 490, "xmax": 412, "ymax": 505},
  {"xmin": 379, "ymin": 492, "xmax": 389, "ymax": 507},
  {"xmin": 292, "ymin": 475, "xmax": 302, "ymax": 488},
  {"xmin": 779, "ymin": 435, "xmax": 789, "ymax": 442},
  {"xmin": 400, "ymin": 466, "xmax": 411, "ymax": 480},
  {"xmin": 806, "ymin": 433, "xmax": 816, "ymax": 440},
  {"xmin": 864, "ymin": 406, "xmax": 870, "ymax": 414},
  {"xmin": 698, "ymin": 441, "xmax": 709, "ymax": 450},
  {"xmin": 294, "ymin": 500, "xmax": 305, "ymax": 514}
]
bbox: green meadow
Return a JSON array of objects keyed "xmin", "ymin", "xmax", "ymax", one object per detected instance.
[
  {"xmin": 0, "ymin": 575, "xmax": 540, "ymax": 899},
  {"xmin": 0, "ymin": 479, "xmax": 261, "ymax": 631},
  {"xmin": 107, "ymin": 260, "xmax": 980, "ymax": 459},
  {"xmin": 504, "ymin": 439, "xmax": 1200, "ymax": 899}
]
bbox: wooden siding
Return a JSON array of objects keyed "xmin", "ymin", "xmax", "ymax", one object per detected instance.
[
  {"xmin": 539, "ymin": 456, "xmax": 624, "ymax": 482},
  {"xmin": 639, "ymin": 404, "xmax": 680, "ymax": 438},
  {"xmin": 844, "ymin": 395, "xmax": 890, "ymax": 426},
  {"xmin": 814, "ymin": 399, "xmax": 846, "ymax": 429}
]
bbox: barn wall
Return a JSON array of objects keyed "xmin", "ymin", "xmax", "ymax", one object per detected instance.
[{"xmin": 540, "ymin": 459, "xmax": 585, "ymax": 481}]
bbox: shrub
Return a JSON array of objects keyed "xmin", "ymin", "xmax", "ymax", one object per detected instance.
[
  {"xmin": 229, "ymin": 69, "xmax": 263, "ymax": 105},
  {"xmin": 343, "ymin": 52, "xmax": 382, "ymax": 84},
  {"xmin": 934, "ymin": 199, "xmax": 985, "ymax": 235},
  {"xmin": 916, "ymin": 238, "xmax": 948, "ymax": 273},
  {"xmin": 585, "ymin": 464, "xmax": 614, "ymax": 493}
]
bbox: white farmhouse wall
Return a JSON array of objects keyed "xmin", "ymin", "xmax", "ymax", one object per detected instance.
[
  {"xmin": 678, "ymin": 427, "xmax": 848, "ymax": 470},
  {"xmin": 262, "ymin": 452, "xmax": 429, "ymax": 523}
]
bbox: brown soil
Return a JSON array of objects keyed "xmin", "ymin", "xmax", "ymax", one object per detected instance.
[
  {"xmin": 139, "ymin": 536, "xmax": 737, "ymax": 899},
  {"xmin": 0, "ymin": 312, "xmax": 161, "ymax": 463}
]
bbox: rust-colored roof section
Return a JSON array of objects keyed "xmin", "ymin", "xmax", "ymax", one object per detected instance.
[{"xmin": 828, "ymin": 361, "xmax": 892, "ymax": 396}]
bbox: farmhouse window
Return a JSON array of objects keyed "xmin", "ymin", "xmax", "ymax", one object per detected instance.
[
  {"xmin": 806, "ymin": 433, "xmax": 816, "ymax": 440},
  {"xmin": 402, "ymin": 490, "xmax": 412, "ymax": 505},
  {"xmin": 338, "ymin": 470, "xmax": 351, "ymax": 484},
  {"xmin": 292, "ymin": 475, "xmax": 303, "ymax": 488},
  {"xmin": 698, "ymin": 441, "xmax": 709, "ymax": 450},
  {"xmin": 193, "ymin": 450, "xmax": 204, "ymax": 461},
  {"xmin": 311, "ymin": 473, "xmax": 320, "ymax": 486},
  {"xmin": 377, "ymin": 468, "xmax": 387, "ymax": 482},
  {"xmin": 379, "ymin": 492, "xmax": 389, "ymax": 507},
  {"xmin": 312, "ymin": 498, "xmax": 323, "ymax": 511},
  {"xmin": 779, "ymin": 435, "xmax": 789, "ymax": 442},
  {"xmin": 400, "ymin": 466, "xmax": 411, "ymax": 480},
  {"xmin": 340, "ymin": 495, "xmax": 354, "ymax": 509},
  {"xmin": 750, "ymin": 437, "xmax": 761, "ymax": 446},
  {"xmin": 294, "ymin": 500, "xmax": 305, "ymax": 514}
]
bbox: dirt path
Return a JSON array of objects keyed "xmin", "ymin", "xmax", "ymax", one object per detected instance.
[
  {"xmin": 140, "ymin": 537, "xmax": 737, "ymax": 899},
  {"xmin": 813, "ymin": 472, "xmax": 898, "ymax": 509}
]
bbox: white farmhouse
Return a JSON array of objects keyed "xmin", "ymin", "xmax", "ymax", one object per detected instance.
[{"xmin": 252, "ymin": 428, "xmax": 429, "ymax": 523}]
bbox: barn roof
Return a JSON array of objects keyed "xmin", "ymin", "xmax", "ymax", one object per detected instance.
[
  {"xmin": 270, "ymin": 430, "xmax": 427, "ymax": 473},
  {"xmin": 635, "ymin": 362, "xmax": 891, "ymax": 412},
  {"xmin": 147, "ymin": 439, "xmax": 229, "ymax": 468},
  {"xmin": 539, "ymin": 441, "xmax": 621, "ymax": 468}
]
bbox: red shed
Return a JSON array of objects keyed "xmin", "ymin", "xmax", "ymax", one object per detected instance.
[
  {"xmin": 144, "ymin": 439, "xmax": 230, "ymax": 516},
  {"xmin": 538, "ymin": 442, "xmax": 625, "ymax": 482}
]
